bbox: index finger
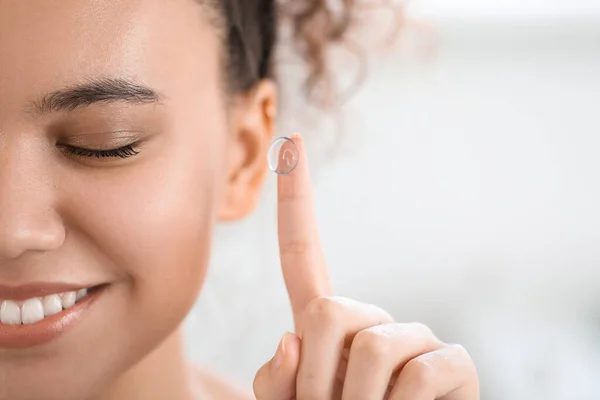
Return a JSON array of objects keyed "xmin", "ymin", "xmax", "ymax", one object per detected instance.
[{"xmin": 277, "ymin": 134, "xmax": 332, "ymax": 332}]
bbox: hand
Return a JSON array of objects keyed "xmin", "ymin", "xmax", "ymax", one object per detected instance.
[{"xmin": 253, "ymin": 134, "xmax": 479, "ymax": 400}]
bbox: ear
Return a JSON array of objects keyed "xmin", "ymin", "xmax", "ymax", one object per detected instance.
[{"xmin": 217, "ymin": 80, "xmax": 277, "ymax": 222}]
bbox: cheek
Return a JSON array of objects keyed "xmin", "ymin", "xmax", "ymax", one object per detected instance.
[{"xmin": 58, "ymin": 114, "xmax": 228, "ymax": 333}]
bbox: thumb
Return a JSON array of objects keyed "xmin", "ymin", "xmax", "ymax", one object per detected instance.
[{"xmin": 253, "ymin": 332, "xmax": 301, "ymax": 400}]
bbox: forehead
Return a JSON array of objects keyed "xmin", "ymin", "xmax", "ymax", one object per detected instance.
[{"xmin": 0, "ymin": 0, "xmax": 220, "ymax": 111}]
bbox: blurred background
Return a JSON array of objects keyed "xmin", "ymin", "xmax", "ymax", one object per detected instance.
[{"xmin": 186, "ymin": 1, "xmax": 600, "ymax": 399}]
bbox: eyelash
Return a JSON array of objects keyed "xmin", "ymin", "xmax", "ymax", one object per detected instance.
[{"xmin": 61, "ymin": 144, "xmax": 140, "ymax": 159}]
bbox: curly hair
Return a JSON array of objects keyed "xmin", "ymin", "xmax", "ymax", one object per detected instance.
[{"xmin": 202, "ymin": 0, "xmax": 359, "ymax": 105}]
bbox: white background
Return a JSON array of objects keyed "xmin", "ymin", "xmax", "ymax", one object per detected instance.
[
  {"xmin": 409, "ymin": 0, "xmax": 600, "ymax": 18},
  {"xmin": 185, "ymin": 2, "xmax": 600, "ymax": 399}
]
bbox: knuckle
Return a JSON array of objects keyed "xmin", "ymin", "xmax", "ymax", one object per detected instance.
[
  {"xmin": 304, "ymin": 297, "xmax": 344, "ymax": 328},
  {"xmin": 405, "ymin": 357, "xmax": 436, "ymax": 390},
  {"xmin": 366, "ymin": 322, "xmax": 438, "ymax": 348},
  {"xmin": 448, "ymin": 343, "xmax": 469, "ymax": 358},
  {"xmin": 278, "ymin": 189, "xmax": 304, "ymax": 203},
  {"xmin": 280, "ymin": 240, "xmax": 311, "ymax": 259},
  {"xmin": 408, "ymin": 322, "xmax": 435, "ymax": 338},
  {"xmin": 352, "ymin": 327, "xmax": 392, "ymax": 363},
  {"xmin": 407, "ymin": 322, "xmax": 443, "ymax": 347},
  {"xmin": 447, "ymin": 343, "xmax": 478, "ymax": 375},
  {"xmin": 279, "ymin": 239, "xmax": 317, "ymax": 264}
]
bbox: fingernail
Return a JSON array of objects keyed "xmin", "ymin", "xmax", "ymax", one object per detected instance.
[{"xmin": 273, "ymin": 333, "xmax": 289, "ymax": 370}]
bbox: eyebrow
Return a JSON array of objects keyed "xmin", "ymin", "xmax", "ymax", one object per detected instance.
[{"xmin": 31, "ymin": 78, "xmax": 162, "ymax": 115}]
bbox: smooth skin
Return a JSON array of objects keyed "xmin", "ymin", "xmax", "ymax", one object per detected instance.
[{"xmin": 254, "ymin": 134, "xmax": 480, "ymax": 399}]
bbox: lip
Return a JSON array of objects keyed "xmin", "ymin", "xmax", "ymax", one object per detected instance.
[
  {"xmin": 0, "ymin": 285, "xmax": 105, "ymax": 349},
  {"xmin": 0, "ymin": 283, "xmax": 95, "ymax": 301}
]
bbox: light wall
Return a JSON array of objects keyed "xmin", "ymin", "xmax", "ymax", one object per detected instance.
[{"xmin": 409, "ymin": 0, "xmax": 600, "ymax": 18}]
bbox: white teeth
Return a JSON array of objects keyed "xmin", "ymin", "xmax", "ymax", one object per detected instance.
[
  {"xmin": 0, "ymin": 300, "xmax": 22, "ymax": 325},
  {"xmin": 21, "ymin": 298, "xmax": 45, "ymax": 325},
  {"xmin": 43, "ymin": 294, "xmax": 63, "ymax": 317},
  {"xmin": 76, "ymin": 289, "xmax": 87, "ymax": 302},
  {"xmin": 0, "ymin": 288, "xmax": 91, "ymax": 325},
  {"xmin": 61, "ymin": 292, "xmax": 77, "ymax": 309}
]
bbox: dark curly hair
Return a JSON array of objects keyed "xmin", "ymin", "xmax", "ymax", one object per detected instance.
[{"xmin": 202, "ymin": 0, "xmax": 359, "ymax": 104}]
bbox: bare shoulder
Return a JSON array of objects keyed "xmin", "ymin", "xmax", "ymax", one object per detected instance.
[{"xmin": 192, "ymin": 366, "xmax": 254, "ymax": 400}]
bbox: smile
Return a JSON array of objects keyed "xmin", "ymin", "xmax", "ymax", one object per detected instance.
[
  {"xmin": 0, "ymin": 284, "xmax": 105, "ymax": 349},
  {"xmin": 1, "ymin": 289, "xmax": 90, "ymax": 325}
]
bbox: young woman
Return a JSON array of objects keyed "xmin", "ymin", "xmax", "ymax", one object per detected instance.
[{"xmin": 0, "ymin": 1, "xmax": 479, "ymax": 399}]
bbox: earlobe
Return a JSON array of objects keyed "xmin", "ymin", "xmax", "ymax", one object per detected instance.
[{"xmin": 217, "ymin": 80, "xmax": 278, "ymax": 222}]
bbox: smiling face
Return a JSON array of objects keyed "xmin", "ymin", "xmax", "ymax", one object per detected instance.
[{"xmin": 0, "ymin": 0, "xmax": 274, "ymax": 398}]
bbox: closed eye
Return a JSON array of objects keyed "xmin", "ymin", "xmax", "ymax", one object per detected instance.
[{"xmin": 58, "ymin": 143, "xmax": 140, "ymax": 159}]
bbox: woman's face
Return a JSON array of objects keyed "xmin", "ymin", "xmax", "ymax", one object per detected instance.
[{"xmin": 0, "ymin": 0, "xmax": 273, "ymax": 398}]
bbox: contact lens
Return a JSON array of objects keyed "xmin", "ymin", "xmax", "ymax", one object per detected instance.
[{"xmin": 268, "ymin": 137, "xmax": 299, "ymax": 175}]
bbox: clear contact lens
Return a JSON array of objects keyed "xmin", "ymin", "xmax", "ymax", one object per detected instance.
[{"xmin": 268, "ymin": 137, "xmax": 299, "ymax": 175}]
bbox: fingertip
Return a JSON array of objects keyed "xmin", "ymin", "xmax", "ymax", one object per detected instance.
[
  {"xmin": 254, "ymin": 333, "xmax": 301, "ymax": 400},
  {"xmin": 290, "ymin": 132, "xmax": 303, "ymax": 142},
  {"xmin": 286, "ymin": 133, "xmax": 305, "ymax": 158},
  {"xmin": 285, "ymin": 332, "xmax": 302, "ymax": 356},
  {"xmin": 273, "ymin": 332, "xmax": 301, "ymax": 371}
]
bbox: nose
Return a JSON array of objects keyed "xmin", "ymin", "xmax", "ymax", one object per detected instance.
[
  {"xmin": 0, "ymin": 209, "xmax": 65, "ymax": 259},
  {"xmin": 0, "ymin": 147, "xmax": 66, "ymax": 260}
]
